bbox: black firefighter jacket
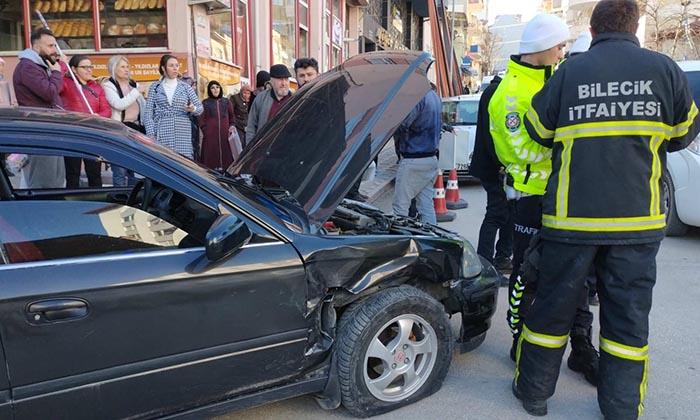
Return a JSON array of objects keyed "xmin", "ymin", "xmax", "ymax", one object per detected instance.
[{"xmin": 523, "ymin": 32, "xmax": 700, "ymax": 244}]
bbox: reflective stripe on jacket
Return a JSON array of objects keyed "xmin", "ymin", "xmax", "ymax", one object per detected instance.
[
  {"xmin": 489, "ymin": 56, "xmax": 554, "ymax": 195},
  {"xmin": 524, "ymin": 32, "xmax": 700, "ymax": 244}
]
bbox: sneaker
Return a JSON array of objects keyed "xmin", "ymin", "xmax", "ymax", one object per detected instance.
[
  {"xmin": 512, "ymin": 379, "xmax": 547, "ymax": 416},
  {"xmin": 568, "ymin": 335, "xmax": 599, "ymax": 386},
  {"xmin": 494, "ymin": 255, "xmax": 513, "ymax": 273}
]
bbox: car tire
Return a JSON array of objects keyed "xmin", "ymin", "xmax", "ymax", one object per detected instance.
[
  {"xmin": 336, "ymin": 286, "xmax": 453, "ymax": 418},
  {"xmin": 662, "ymin": 171, "xmax": 688, "ymax": 237}
]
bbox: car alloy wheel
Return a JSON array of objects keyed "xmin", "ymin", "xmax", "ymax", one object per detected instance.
[{"xmin": 363, "ymin": 314, "xmax": 439, "ymax": 402}]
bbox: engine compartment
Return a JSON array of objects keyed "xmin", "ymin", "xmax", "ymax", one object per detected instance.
[{"xmin": 325, "ymin": 200, "xmax": 456, "ymax": 238}]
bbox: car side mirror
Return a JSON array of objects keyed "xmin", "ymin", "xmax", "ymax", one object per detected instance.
[{"xmin": 205, "ymin": 214, "xmax": 252, "ymax": 262}]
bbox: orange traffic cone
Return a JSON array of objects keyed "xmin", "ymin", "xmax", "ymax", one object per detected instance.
[
  {"xmin": 434, "ymin": 171, "xmax": 456, "ymax": 223},
  {"xmin": 445, "ymin": 169, "xmax": 468, "ymax": 210}
]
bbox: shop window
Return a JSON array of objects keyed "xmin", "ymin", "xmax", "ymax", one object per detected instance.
[
  {"xmin": 210, "ymin": 11, "xmax": 233, "ymax": 63},
  {"xmin": 30, "ymin": 0, "xmax": 98, "ymax": 50},
  {"xmin": 99, "ymin": 0, "xmax": 168, "ymax": 49},
  {"xmin": 235, "ymin": 0, "xmax": 250, "ymax": 78},
  {"xmin": 298, "ymin": 1, "xmax": 309, "ymax": 58},
  {"xmin": 0, "ymin": 0, "xmax": 25, "ymax": 52},
  {"xmin": 271, "ymin": 0, "xmax": 296, "ymax": 71}
]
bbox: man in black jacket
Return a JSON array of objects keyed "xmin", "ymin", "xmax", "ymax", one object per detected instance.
[
  {"xmin": 512, "ymin": 1, "xmax": 700, "ymax": 418},
  {"xmin": 469, "ymin": 75, "xmax": 513, "ymax": 272}
]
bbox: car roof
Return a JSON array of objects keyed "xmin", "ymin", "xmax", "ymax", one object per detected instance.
[
  {"xmin": 677, "ymin": 60, "xmax": 700, "ymax": 72},
  {"xmin": 0, "ymin": 106, "xmax": 131, "ymax": 136},
  {"xmin": 442, "ymin": 94, "xmax": 481, "ymax": 102}
]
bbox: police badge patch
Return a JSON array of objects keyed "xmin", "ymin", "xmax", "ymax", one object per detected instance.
[{"xmin": 505, "ymin": 112, "xmax": 521, "ymax": 132}]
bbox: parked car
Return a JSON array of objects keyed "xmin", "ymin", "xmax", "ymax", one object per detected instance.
[
  {"xmin": 664, "ymin": 61, "xmax": 700, "ymax": 236},
  {"xmin": 0, "ymin": 51, "xmax": 498, "ymax": 419},
  {"xmin": 439, "ymin": 94, "xmax": 480, "ymax": 180}
]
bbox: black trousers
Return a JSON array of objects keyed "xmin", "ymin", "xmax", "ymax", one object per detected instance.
[
  {"xmin": 506, "ymin": 195, "xmax": 592, "ymax": 338},
  {"xmin": 515, "ymin": 240, "xmax": 660, "ymax": 420},
  {"xmin": 476, "ymin": 178, "xmax": 513, "ymax": 263},
  {"xmin": 64, "ymin": 157, "xmax": 102, "ymax": 189}
]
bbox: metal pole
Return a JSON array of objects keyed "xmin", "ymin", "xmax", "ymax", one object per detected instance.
[
  {"xmin": 447, "ymin": 0, "xmax": 456, "ymax": 95},
  {"xmin": 35, "ymin": 10, "xmax": 94, "ymax": 114}
]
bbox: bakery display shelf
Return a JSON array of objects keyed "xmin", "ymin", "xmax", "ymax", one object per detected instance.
[
  {"xmin": 35, "ymin": 12, "xmax": 93, "ymax": 16},
  {"xmin": 57, "ymin": 35, "xmax": 94, "ymax": 38}
]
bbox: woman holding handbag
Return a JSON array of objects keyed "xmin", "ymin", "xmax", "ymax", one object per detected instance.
[
  {"xmin": 198, "ymin": 80, "xmax": 236, "ymax": 170},
  {"xmin": 59, "ymin": 54, "xmax": 112, "ymax": 188},
  {"xmin": 102, "ymin": 55, "xmax": 146, "ymax": 186}
]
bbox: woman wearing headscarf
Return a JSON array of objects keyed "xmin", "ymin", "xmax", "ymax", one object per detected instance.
[
  {"xmin": 102, "ymin": 55, "xmax": 146, "ymax": 186},
  {"xmin": 59, "ymin": 54, "xmax": 112, "ymax": 188},
  {"xmin": 143, "ymin": 54, "xmax": 202, "ymax": 158},
  {"xmin": 198, "ymin": 80, "xmax": 235, "ymax": 170}
]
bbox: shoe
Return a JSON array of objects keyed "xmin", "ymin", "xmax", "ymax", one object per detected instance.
[
  {"xmin": 493, "ymin": 255, "xmax": 513, "ymax": 273},
  {"xmin": 345, "ymin": 192, "xmax": 368, "ymax": 202},
  {"xmin": 512, "ymin": 379, "xmax": 547, "ymax": 416},
  {"xmin": 588, "ymin": 294, "xmax": 599, "ymax": 306},
  {"xmin": 568, "ymin": 334, "xmax": 599, "ymax": 386}
]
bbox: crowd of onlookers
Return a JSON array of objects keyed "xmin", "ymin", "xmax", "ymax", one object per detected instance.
[{"xmin": 6, "ymin": 27, "xmax": 321, "ymax": 189}]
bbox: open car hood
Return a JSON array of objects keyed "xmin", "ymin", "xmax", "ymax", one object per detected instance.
[{"xmin": 230, "ymin": 51, "xmax": 433, "ymax": 231}]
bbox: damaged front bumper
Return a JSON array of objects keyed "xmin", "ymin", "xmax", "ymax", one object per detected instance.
[{"xmin": 446, "ymin": 256, "xmax": 500, "ymax": 353}]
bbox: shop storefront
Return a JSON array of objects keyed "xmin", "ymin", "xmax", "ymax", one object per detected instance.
[
  {"xmin": 0, "ymin": 0, "xmax": 252, "ymax": 97},
  {"xmin": 360, "ymin": 0, "xmax": 424, "ymax": 54}
]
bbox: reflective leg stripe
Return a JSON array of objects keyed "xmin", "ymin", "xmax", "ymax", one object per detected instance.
[
  {"xmin": 514, "ymin": 332, "xmax": 526, "ymax": 382},
  {"xmin": 600, "ymin": 336, "xmax": 650, "ymax": 417},
  {"xmin": 648, "ymin": 136, "xmax": 664, "ymax": 216},
  {"xmin": 556, "ymin": 138, "xmax": 573, "ymax": 218},
  {"xmin": 600, "ymin": 336, "xmax": 649, "ymax": 361},
  {"xmin": 508, "ymin": 278, "xmax": 526, "ymax": 333},
  {"xmin": 553, "ymin": 118, "xmax": 693, "ymax": 142},
  {"xmin": 542, "ymin": 214, "xmax": 666, "ymax": 232},
  {"xmin": 521, "ymin": 324, "xmax": 568, "ymax": 349}
]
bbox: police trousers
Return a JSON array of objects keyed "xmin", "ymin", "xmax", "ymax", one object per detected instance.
[
  {"xmin": 515, "ymin": 240, "xmax": 660, "ymax": 420},
  {"xmin": 506, "ymin": 195, "xmax": 593, "ymax": 338},
  {"xmin": 476, "ymin": 178, "xmax": 514, "ymax": 263}
]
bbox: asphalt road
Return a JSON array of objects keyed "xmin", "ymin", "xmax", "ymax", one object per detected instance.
[{"xmin": 225, "ymin": 183, "xmax": 700, "ymax": 420}]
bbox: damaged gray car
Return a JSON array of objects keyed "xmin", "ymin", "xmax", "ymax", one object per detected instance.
[{"xmin": 0, "ymin": 51, "xmax": 497, "ymax": 419}]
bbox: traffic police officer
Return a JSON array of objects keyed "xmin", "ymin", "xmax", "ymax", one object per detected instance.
[
  {"xmin": 489, "ymin": 13, "xmax": 598, "ymax": 385},
  {"xmin": 512, "ymin": 1, "xmax": 700, "ymax": 418}
]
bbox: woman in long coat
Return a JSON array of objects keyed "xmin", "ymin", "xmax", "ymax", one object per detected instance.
[
  {"xmin": 198, "ymin": 80, "xmax": 236, "ymax": 170},
  {"xmin": 143, "ymin": 55, "xmax": 202, "ymax": 158}
]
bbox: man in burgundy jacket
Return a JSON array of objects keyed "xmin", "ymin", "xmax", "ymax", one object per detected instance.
[{"xmin": 13, "ymin": 28, "xmax": 65, "ymax": 188}]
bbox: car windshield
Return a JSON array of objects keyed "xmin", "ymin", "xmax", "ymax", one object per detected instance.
[
  {"xmin": 685, "ymin": 70, "xmax": 700, "ymax": 103},
  {"xmin": 442, "ymin": 100, "xmax": 478, "ymax": 125}
]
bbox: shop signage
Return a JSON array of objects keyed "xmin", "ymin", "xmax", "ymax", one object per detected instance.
[
  {"xmin": 90, "ymin": 54, "xmax": 189, "ymax": 82},
  {"xmin": 196, "ymin": 57, "xmax": 241, "ymax": 88}
]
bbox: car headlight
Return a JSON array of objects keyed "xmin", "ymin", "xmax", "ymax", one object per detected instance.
[
  {"xmin": 688, "ymin": 135, "xmax": 700, "ymax": 155},
  {"xmin": 461, "ymin": 240, "xmax": 483, "ymax": 278}
]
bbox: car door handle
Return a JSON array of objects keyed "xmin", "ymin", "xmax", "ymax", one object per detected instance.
[{"xmin": 27, "ymin": 299, "xmax": 89, "ymax": 322}]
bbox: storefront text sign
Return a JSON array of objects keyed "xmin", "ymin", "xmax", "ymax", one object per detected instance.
[
  {"xmin": 91, "ymin": 54, "xmax": 189, "ymax": 82},
  {"xmin": 196, "ymin": 57, "xmax": 241, "ymax": 88}
]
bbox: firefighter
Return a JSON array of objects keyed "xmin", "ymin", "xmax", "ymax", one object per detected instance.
[
  {"xmin": 488, "ymin": 13, "xmax": 599, "ymax": 385},
  {"xmin": 512, "ymin": 1, "xmax": 700, "ymax": 418}
]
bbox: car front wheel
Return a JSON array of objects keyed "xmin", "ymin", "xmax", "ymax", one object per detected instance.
[
  {"xmin": 336, "ymin": 286, "xmax": 452, "ymax": 417},
  {"xmin": 662, "ymin": 170, "xmax": 688, "ymax": 237}
]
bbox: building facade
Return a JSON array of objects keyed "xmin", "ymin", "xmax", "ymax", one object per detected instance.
[{"xmin": 489, "ymin": 14, "xmax": 525, "ymax": 73}]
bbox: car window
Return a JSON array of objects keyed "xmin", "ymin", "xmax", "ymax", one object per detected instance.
[
  {"xmin": 0, "ymin": 201, "xmax": 193, "ymax": 264},
  {"xmin": 684, "ymin": 70, "xmax": 700, "ymax": 103},
  {"xmin": 0, "ymin": 150, "xmax": 220, "ymax": 264},
  {"xmin": 442, "ymin": 100, "xmax": 478, "ymax": 125}
]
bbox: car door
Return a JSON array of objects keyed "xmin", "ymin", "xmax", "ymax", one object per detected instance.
[{"xmin": 0, "ymin": 143, "xmax": 310, "ymax": 419}]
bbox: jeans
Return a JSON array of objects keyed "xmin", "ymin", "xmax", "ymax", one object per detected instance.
[
  {"xmin": 392, "ymin": 156, "xmax": 438, "ymax": 225},
  {"xmin": 112, "ymin": 165, "xmax": 136, "ymax": 187}
]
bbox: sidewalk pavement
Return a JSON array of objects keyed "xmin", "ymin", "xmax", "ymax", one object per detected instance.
[{"xmin": 359, "ymin": 139, "xmax": 398, "ymax": 204}]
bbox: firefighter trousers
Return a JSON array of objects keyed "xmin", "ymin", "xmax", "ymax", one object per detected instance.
[
  {"xmin": 515, "ymin": 240, "xmax": 660, "ymax": 420},
  {"xmin": 507, "ymin": 195, "xmax": 592, "ymax": 337}
]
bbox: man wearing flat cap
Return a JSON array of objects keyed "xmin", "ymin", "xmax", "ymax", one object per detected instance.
[{"xmin": 246, "ymin": 64, "xmax": 293, "ymax": 145}]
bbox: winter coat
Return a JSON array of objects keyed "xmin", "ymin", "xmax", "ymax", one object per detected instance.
[
  {"xmin": 198, "ymin": 97, "xmax": 235, "ymax": 170},
  {"xmin": 230, "ymin": 92, "xmax": 249, "ymax": 133},
  {"xmin": 59, "ymin": 63, "xmax": 111, "ymax": 117},
  {"xmin": 12, "ymin": 48, "xmax": 63, "ymax": 108},
  {"xmin": 143, "ymin": 79, "xmax": 203, "ymax": 158},
  {"xmin": 102, "ymin": 78, "xmax": 146, "ymax": 123},
  {"xmin": 246, "ymin": 89, "xmax": 291, "ymax": 146}
]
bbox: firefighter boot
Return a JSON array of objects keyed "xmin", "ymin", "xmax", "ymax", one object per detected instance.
[
  {"xmin": 567, "ymin": 329, "xmax": 599, "ymax": 386},
  {"xmin": 512, "ymin": 379, "xmax": 547, "ymax": 416}
]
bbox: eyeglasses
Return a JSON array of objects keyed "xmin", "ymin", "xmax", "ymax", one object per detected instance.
[{"xmin": 77, "ymin": 65, "xmax": 95, "ymax": 70}]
